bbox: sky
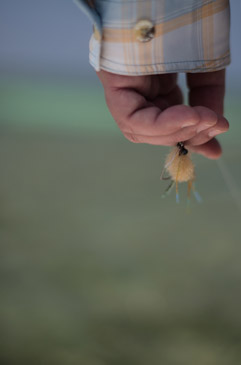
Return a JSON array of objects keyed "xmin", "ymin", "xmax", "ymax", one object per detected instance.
[{"xmin": 0, "ymin": 0, "xmax": 240, "ymax": 86}]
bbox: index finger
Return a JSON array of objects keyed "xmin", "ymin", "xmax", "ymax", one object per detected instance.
[{"xmin": 105, "ymin": 87, "xmax": 200, "ymax": 137}]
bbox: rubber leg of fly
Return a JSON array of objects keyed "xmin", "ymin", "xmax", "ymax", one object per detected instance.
[
  {"xmin": 187, "ymin": 181, "xmax": 192, "ymax": 199},
  {"xmin": 160, "ymin": 166, "xmax": 171, "ymax": 181},
  {"xmin": 160, "ymin": 149, "xmax": 179, "ymax": 180},
  {"xmin": 186, "ymin": 181, "xmax": 192, "ymax": 213},
  {"xmin": 162, "ymin": 181, "xmax": 174, "ymax": 198},
  {"xmin": 192, "ymin": 183, "xmax": 202, "ymax": 203},
  {"xmin": 176, "ymin": 180, "xmax": 179, "ymax": 204},
  {"xmin": 175, "ymin": 157, "xmax": 182, "ymax": 204}
]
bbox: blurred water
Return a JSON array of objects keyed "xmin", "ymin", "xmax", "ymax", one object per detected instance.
[{"xmin": 0, "ymin": 80, "xmax": 241, "ymax": 364}]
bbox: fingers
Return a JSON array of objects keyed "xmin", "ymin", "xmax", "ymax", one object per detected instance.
[
  {"xmin": 186, "ymin": 116, "xmax": 229, "ymax": 146},
  {"xmin": 98, "ymin": 70, "xmax": 178, "ymax": 100},
  {"xmin": 98, "ymin": 69, "xmax": 229, "ymax": 159},
  {"xmin": 152, "ymin": 84, "xmax": 183, "ymax": 110},
  {"xmin": 124, "ymin": 131, "xmax": 223, "ymax": 160},
  {"xmin": 185, "ymin": 106, "xmax": 229, "ymax": 146},
  {"xmin": 121, "ymin": 104, "xmax": 227, "ymax": 147},
  {"xmin": 188, "ymin": 138, "xmax": 222, "ymax": 159},
  {"xmin": 186, "ymin": 70, "xmax": 228, "ymax": 158},
  {"xmin": 187, "ymin": 70, "xmax": 225, "ymax": 115},
  {"xmin": 105, "ymin": 84, "xmax": 227, "ymax": 147},
  {"xmin": 123, "ymin": 124, "xmax": 198, "ymax": 145},
  {"xmin": 106, "ymin": 87, "xmax": 199, "ymax": 137}
]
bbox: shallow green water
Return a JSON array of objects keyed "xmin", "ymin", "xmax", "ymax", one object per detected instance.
[{"xmin": 0, "ymin": 79, "xmax": 241, "ymax": 364}]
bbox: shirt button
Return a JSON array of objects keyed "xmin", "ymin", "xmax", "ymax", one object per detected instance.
[{"xmin": 134, "ymin": 20, "xmax": 155, "ymax": 42}]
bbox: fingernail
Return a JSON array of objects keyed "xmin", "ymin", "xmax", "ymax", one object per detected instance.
[
  {"xmin": 208, "ymin": 130, "xmax": 222, "ymax": 137},
  {"xmin": 197, "ymin": 123, "xmax": 213, "ymax": 133},
  {"xmin": 181, "ymin": 121, "xmax": 196, "ymax": 128}
]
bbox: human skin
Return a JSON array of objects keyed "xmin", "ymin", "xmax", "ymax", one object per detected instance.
[{"xmin": 97, "ymin": 69, "xmax": 229, "ymax": 159}]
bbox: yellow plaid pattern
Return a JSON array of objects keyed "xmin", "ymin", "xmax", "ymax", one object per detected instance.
[{"xmin": 76, "ymin": 0, "xmax": 230, "ymax": 75}]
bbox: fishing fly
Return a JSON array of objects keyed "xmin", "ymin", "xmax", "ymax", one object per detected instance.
[{"xmin": 160, "ymin": 142, "xmax": 201, "ymax": 203}]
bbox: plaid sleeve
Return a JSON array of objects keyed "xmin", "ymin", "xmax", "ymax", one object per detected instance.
[{"xmin": 75, "ymin": 0, "xmax": 230, "ymax": 75}]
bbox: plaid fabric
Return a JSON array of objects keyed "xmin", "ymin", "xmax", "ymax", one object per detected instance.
[{"xmin": 75, "ymin": 0, "xmax": 230, "ymax": 75}]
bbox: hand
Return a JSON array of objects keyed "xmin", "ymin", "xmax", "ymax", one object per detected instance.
[{"xmin": 97, "ymin": 69, "xmax": 229, "ymax": 159}]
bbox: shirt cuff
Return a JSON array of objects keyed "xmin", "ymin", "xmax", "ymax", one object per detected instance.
[{"xmin": 76, "ymin": 0, "xmax": 231, "ymax": 75}]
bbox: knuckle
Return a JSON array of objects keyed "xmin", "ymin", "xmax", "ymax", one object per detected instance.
[
  {"xmin": 117, "ymin": 117, "xmax": 136, "ymax": 136},
  {"xmin": 124, "ymin": 133, "xmax": 139, "ymax": 143},
  {"xmin": 194, "ymin": 106, "xmax": 218, "ymax": 125},
  {"xmin": 164, "ymin": 135, "xmax": 181, "ymax": 145},
  {"xmin": 178, "ymin": 127, "xmax": 196, "ymax": 141},
  {"xmin": 187, "ymin": 136, "xmax": 207, "ymax": 146},
  {"xmin": 116, "ymin": 118, "xmax": 130, "ymax": 135}
]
